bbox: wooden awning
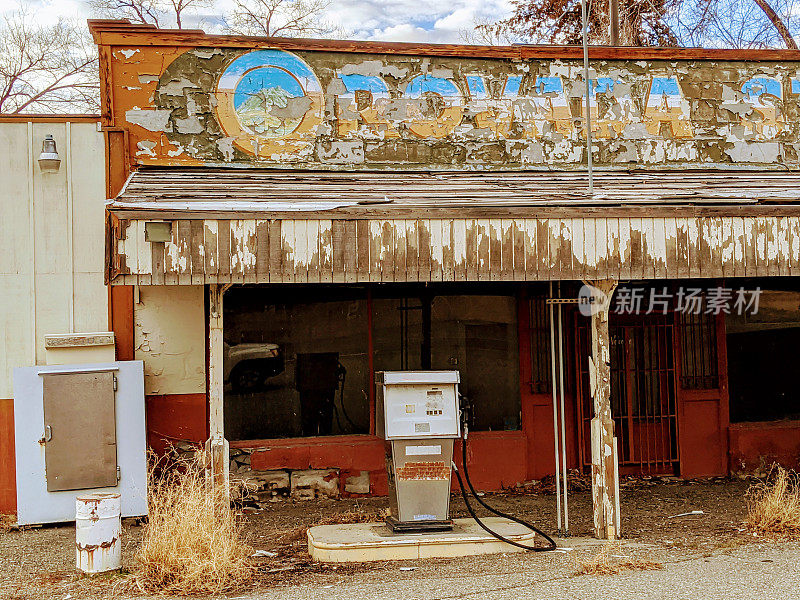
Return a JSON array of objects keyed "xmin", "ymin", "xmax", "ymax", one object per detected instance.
[{"xmin": 108, "ymin": 168, "xmax": 800, "ymax": 284}]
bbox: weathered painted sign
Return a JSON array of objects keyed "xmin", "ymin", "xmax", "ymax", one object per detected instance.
[{"xmin": 99, "ymin": 28, "xmax": 800, "ymax": 169}]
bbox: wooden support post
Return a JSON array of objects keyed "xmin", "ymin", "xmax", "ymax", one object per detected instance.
[
  {"xmin": 587, "ymin": 279, "xmax": 619, "ymax": 539},
  {"xmin": 207, "ymin": 284, "xmax": 230, "ymax": 493}
]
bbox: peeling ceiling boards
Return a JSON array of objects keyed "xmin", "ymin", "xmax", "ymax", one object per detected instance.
[{"xmin": 92, "ymin": 21, "xmax": 800, "ymax": 170}]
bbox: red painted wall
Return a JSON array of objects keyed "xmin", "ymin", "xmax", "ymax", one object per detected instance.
[
  {"xmin": 729, "ymin": 421, "xmax": 800, "ymax": 472},
  {"xmin": 110, "ymin": 285, "xmax": 135, "ymax": 361},
  {"xmin": 676, "ymin": 313, "xmax": 730, "ymax": 478},
  {"xmin": 0, "ymin": 399, "xmax": 16, "ymax": 514},
  {"xmin": 244, "ymin": 435, "xmax": 387, "ymax": 496},
  {"xmin": 238, "ymin": 430, "xmax": 527, "ymax": 495},
  {"xmin": 245, "ymin": 435, "xmax": 385, "ymax": 472},
  {"xmin": 517, "ymin": 293, "xmax": 579, "ymax": 481},
  {"xmin": 454, "ymin": 431, "xmax": 528, "ymax": 490},
  {"xmin": 145, "ymin": 393, "xmax": 208, "ymax": 454}
]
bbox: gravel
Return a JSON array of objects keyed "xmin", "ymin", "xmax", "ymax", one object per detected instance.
[{"xmin": 0, "ymin": 479, "xmax": 787, "ymax": 600}]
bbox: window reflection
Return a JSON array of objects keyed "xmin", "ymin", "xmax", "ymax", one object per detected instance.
[{"xmin": 224, "ymin": 285, "xmax": 521, "ymax": 440}]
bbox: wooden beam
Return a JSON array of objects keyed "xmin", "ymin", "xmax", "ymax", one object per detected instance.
[
  {"xmin": 88, "ymin": 19, "xmax": 800, "ymax": 62},
  {"xmin": 0, "ymin": 115, "xmax": 100, "ymax": 123},
  {"xmin": 207, "ymin": 283, "xmax": 229, "ymax": 492},
  {"xmin": 587, "ymin": 279, "xmax": 619, "ymax": 539}
]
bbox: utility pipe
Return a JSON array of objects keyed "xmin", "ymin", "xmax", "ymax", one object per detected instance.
[
  {"xmin": 27, "ymin": 122, "xmax": 36, "ymax": 364},
  {"xmin": 582, "ymin": 0, "xmax": 594, "ymax": 194},
  {"xmin": 557, "ymin": 282, "xmax": 569, "ymax": 534},
  {"xmin": 609, "ymin": 0, "xmax": 620, "ymax": 45},
  {"xmin": 549, "ymin": 282, "xmax": 563, "ymax": 533}
]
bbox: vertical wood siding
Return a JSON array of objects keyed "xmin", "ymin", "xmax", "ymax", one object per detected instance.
[{"xmin": 115, "ymin": 216, "xmax": 800, "ymax": 284}]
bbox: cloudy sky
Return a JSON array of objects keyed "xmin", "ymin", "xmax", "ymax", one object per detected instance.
[{"xmin": 8, "ymin": 0, "xmax": 515, "ymax": 43}]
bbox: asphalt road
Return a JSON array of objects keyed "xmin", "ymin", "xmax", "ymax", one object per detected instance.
[{"xmin": 228, "ymin": 539, "xmax": 800, "ymax": 600}]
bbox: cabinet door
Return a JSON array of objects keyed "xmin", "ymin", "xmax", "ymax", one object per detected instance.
[{"xmin": 42, "ymin": 372, "xmax": 117, "ymax": 491}]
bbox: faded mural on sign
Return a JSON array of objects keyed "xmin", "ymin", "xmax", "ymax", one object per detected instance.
[
  {"xmin": 215, "ymin": 50, "xmax": 323, "ymax": 159},
  {"xmin": 111, "ymin": 45, "xmax": 800, "ymax": 169}
]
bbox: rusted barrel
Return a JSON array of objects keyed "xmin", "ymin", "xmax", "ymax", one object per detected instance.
[{"xmin": 76, "ymin": 492, "xmax": 121, "ymax": 574}]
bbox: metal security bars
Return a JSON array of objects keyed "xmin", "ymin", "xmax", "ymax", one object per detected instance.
[
  {"xmin": 677, "ymin": 312, "xmax": 719, "ymax": 390},
  {"xmin": 577, "ymin": 316, "xmax": 679, "ymax": 474},
  {"xmin": 528, "ymin": 295, "xmax": 553, "ymax": 394}
]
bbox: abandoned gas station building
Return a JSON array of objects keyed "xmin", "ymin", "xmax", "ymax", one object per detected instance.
[{"xmin": 5, "ymin": 20, "xmax": 800, "ymax": 524}]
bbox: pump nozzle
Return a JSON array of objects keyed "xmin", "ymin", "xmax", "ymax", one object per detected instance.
[{"xmin": 459, "ymin": 393, "xmax": 472, "ymax": 439}]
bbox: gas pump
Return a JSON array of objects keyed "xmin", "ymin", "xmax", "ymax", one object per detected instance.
[
  {"xmin": 376, "ymin": 371, "xmax": 460, "ymax": 532},
  {"xmin": 377, "ymin": 370, "xmax": 557, "ymax": 551}
]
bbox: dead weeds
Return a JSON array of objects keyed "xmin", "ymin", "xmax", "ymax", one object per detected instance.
[
  {"xmin": 745, "ymin": 464, "xmax": 800, "ymax": 540},
  {"xmin": 574, "ymin": 542, "xmax": 664, "ymax": 576},
  {"xmin": 0, "ymin": 514, "xmax": 16, "ymax": 533},
  {"xmin": 126, "ymin": 452, "xmax": 255, "ymax": 596}
]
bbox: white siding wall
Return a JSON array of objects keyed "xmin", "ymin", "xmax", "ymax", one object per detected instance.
[{"xmin": 0, "ymin": 121, "xmax": 107, "ymax": 398}]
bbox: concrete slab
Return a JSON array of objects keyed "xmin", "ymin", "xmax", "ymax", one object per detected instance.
[{"xmin": 308, "ymin": 517, "xmax": 543, "ymax": 562}]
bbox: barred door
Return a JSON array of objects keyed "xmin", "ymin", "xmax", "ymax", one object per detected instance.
[{"xmin": 576, "ymin": 315, "xmax": 679, "ymax": 475}]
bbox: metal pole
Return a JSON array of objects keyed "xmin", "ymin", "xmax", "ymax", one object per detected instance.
[
  {"xmin": 549, "ymin": 282, "xmax": 563, "ymax": 534},
  {"xmin": 609, "ymin": 0, "xmax": 620, "ymax": 45},
  {"xmin": 557, "ymin": 282, "xmax": 570, "ymax": 535},
  {"xmin": 582, "ymin": 0, "xmax": 594, "ymax": 195}
]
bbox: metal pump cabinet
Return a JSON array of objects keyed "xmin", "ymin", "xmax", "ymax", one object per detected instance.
[{"xmin": 376, "ymin": 371, "xmax": 460, "ymax": 532}]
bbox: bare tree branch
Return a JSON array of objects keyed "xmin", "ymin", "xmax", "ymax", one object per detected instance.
[
  {"xmin": 669, "ymin": 0, "xmax": 800, "ymax": 48},
  {"xmin": 0, "ymin": 10, "xmax": 99, "ymax": 114},
  {"xmin": 225, "ymin": 0, "xmax": 337, "ymax": 37},
  {"xmin": 89, "ymin": 0, "xmax": 213, "ymax": 29},
  {"xmin": 460, "ymin": 16, "xmax": 523, "ymax": 45},
  {"xmin": 481, "ymin": 0, "xmax": 800, "ymax": 48},
  {"xmin": 753, "ymin": 0, "xmax": 798, "ymax": 47}
]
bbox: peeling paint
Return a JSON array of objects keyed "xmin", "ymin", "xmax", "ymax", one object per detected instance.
[
  {"xmin": 134, "ymin": 286, "xmax": 206, "ymax": 394},
  {"xmin": 126, "ymin": 109, "xmax": 173, "ymax": 132},
  {"xmin": 103, "ymin": 43, "xmax": 800, "ymax": 169},
  {"xmin": 115, "ymin": 212, "xmax": 800, "ymax": 285},
  {"xmin": 135, "ymin": 140, "xmax": 157, "ymax": 157}
]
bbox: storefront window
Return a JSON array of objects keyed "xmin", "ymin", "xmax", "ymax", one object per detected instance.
[
  {"xmin": 224, "ymin": 285, "xmax": 521, "ymax": 440},
  {"xmin": 224, "ymin": 287, "xmax": 370, "ymax": 439},
  {"xmin": 678, "ymin": 312, "xmax": 719, "ymax": 390},
  {"xmin": 432, "ymin": 295, "xmax": 520, "ymax": 431},
  {"xmin": 370, "ymin": 288, "xmax": 520, "ymax": 432},
  {"xmin": 727, "ymin": 289, "xmax": 800, "ymax": 422}
]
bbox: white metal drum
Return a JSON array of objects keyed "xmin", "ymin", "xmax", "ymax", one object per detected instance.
[{"xmin": 75, "ymin": 492, "xmax": 122, "ymax": 573}]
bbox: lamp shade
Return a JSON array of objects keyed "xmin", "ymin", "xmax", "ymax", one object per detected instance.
[{"xmin": 38, "ymin": 134, "xmax": 61, "ymax": 172}]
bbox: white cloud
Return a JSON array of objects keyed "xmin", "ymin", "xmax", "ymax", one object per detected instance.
[
  {"xmin": 367, "ymin": 23, "xmax": 436, "ymax": 42},
  {"xmin": 5, "ymin": 0, "xmax": 91, "ymax": 26},
  {"xmin": 325, "ymin": 0, "xmax": 514, "ymax": 43},
  {"xmin": 4, "ymin": 0, "xmax": 514, "ymax": 44}
]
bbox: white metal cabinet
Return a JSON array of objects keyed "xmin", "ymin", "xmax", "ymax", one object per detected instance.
[{"xmin": 12, "ymin": 361, "xmax": 148, "ymax": 525}]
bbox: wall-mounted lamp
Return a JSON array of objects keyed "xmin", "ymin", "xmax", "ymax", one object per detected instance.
[{"xmin": 38, "ymin": 134, "xmax": 61, "ymax": 173}]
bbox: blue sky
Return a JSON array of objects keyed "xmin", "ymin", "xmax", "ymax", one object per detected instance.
[{"xmin": 7, "ymin": 0, "xmax": 515, "ymax": 43}]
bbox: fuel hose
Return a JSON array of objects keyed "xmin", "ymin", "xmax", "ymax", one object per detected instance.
[{"xmin": 452, "ymin": 426, "xmax": 557, "ymax": 552}]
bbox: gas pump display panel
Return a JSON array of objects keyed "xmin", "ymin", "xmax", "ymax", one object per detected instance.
[{"xmin": 376, "ymin": 371, "xmax": 460, "ymax": 440}]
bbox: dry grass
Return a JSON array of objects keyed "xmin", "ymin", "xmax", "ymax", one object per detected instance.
[
  {"xmin": 745, "ymin": 464, "xmax": 800, "ymax": 539},
  {"xmin": 0, "ymin": 513, "xmax": 16, "ymax": 532},
  {"xmin": 574, "ymin": 542, "xmax": 664, "ymax": 576},
  {"xmin": 128, "ymin": 452, "xmax": 254, "ymax": 595}
]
